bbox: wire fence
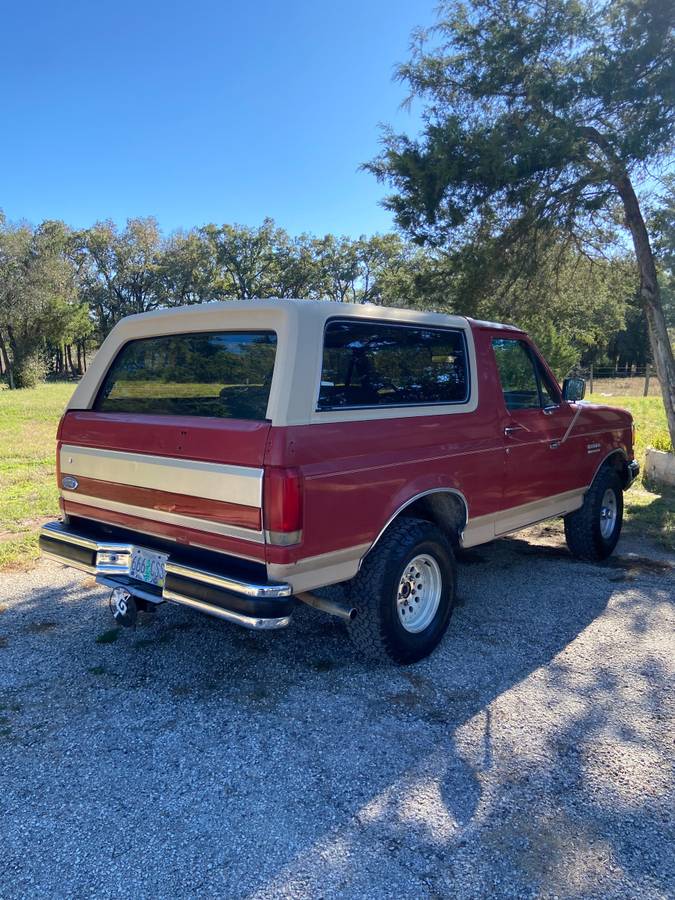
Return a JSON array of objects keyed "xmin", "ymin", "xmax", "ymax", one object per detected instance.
[{"xmin": 577, "ymin": 365, "xmax": 661, "ymax": 398}]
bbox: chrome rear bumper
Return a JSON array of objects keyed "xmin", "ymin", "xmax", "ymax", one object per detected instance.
[{"xmin": 39, "ymin": 521, "xmax": 293, "ymax": 630}]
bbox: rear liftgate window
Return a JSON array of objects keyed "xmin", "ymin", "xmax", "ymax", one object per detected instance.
[
  {"xmin": 318, "ymin": 320, "xmax": 469, "ymax": 409},
  {"xmin": 95, "ymin": 331, "xmax": 277, "ymax": 420}
]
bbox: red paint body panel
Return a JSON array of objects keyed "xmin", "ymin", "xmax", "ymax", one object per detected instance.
[
  {"xmin": 264, "ymin": 325, "xmax": 633, "ymax": 567},
  {"xmin": 60, "ymin": 411, "xmax": 271, "ymax": 466},
  {"xmin": 63, "ymin": 500, "xmax": 266, "ymax": 561},
  {"xmin": 263, "ymin": 411, "xmax": 505, "ymax": 565}
]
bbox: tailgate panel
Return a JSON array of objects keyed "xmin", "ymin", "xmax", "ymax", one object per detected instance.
[
  {"xmin": 58, "ymin": 411, "xmax": 271, "ymax": 554},
  {"xmin": 60, "ymin": 411, "xmax": 271, "ymax": 465}
]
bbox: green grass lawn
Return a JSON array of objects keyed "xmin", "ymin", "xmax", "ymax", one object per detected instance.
[
  {"xmin": 0, "ymin": 382, "xmax": 75, "ymax": 567},
  {"xmin": 587, "ymin": 392, "xmax": 674, "ymax": 552},
  {"xmin": 0, "ymin": 382, "xmax": 672, "ymax": 569}
]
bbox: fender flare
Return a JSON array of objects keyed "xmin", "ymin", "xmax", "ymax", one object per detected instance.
[
  {"xmin": 359, "ymin": 487, "xmax": 469, "ymax": 566},
  {"xmin": 590, "ymin": 448, "xmax": 629, "ymax": 488}
]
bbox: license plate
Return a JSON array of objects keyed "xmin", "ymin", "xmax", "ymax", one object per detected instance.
[{"xmin": 130, "ymin": 548, "xmax": 168, "ymax": 588}]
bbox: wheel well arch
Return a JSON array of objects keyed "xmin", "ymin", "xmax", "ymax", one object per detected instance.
[
  {"xmin": 593, "ymin": 449, "xmax": 629, "ymax": 487},
  {"xmin": 362, "ymin": 489, "xmax": 469, "ymax": 562}
]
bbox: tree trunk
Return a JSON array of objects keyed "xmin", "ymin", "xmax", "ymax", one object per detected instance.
[
  {"xmin": 66, "ymin": 344, "xmax": 76, "ymax": 376},
  {"xmin": 4, "ymin": 325, "xmax": 17, "ymax": 390},
  {"xmin": 0, "ymin": 329, "xmax": 14, "ymax": 388},
  {"xmin": 615, "ymin": 172, "xmax": 675, "ymax": 449}
]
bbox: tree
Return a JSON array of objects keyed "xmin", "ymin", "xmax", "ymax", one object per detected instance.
[
  {"xmin": 651, "ymin": 176, "xmax": 675, "ymax": 331},
  {"xmin": 74, "ymin": 218, "xmax": 163, "ymax": 337},
  {"xmin": 0, "ymin": 217, "xmax": 88, "ymax": 388},
  {"xmin": 156, "ymin": 229, "xmax": 220, "ymax": 307},
  {"xmin": 367, "ymin": 0, "xmax": 675, "ymax": 445},
  {"xmin": 201, "ymin": 218, "xmax": 286, "ymax": 299}
]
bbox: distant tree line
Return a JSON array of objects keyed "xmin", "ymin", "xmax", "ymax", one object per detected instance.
[{"xmin": 0, "ymin": 207, "xmax": 672, "ymax": 389}]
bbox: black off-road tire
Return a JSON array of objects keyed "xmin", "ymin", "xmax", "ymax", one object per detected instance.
[
  {"xmin": 346, "ymin": 517, "xmax": 456, "ymax": 664},
  {"xmin": 564, "ymin": 465, "xmax": 624, "ymax": 561}
]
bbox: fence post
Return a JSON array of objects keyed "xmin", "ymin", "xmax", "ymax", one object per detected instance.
[
  {"xmin": 589, "ymin": 364, "xmax": 594, "ymax": 394},
  {"xmin": 643, "ymin": 364, "xmax": 650, "ymax": 397}
]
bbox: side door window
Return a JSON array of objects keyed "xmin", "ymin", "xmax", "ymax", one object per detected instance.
[
  {"xmin": 532, "ymin": 356, "xmax": 560, "ymax": 408},
  {"xmin": 492, "ymin": 338, "xmax": 543, "ymax": 410}
]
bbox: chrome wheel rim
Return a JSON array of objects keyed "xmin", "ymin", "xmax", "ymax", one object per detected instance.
[
  {"xmin": 396, "ymin": 554, "xmax": 442, "ymax": 634},
  {"xmin": 600, "ymin": 488, "xmax": 618, "ymax": 539}
]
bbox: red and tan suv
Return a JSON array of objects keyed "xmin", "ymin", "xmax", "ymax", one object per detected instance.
[{"xmin": 41, "ymin": 300, "xmax": 639, "ymax": 662}]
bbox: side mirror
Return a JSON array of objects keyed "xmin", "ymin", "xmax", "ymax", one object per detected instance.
[{"xmin": 562, "ymin": 376, "xmax": 586, "ymax": 402}]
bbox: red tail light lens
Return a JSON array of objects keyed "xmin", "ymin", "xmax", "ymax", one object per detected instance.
[
  {"xmin": 55, "ymin": 415, "xmax": 66, "ymax": 485},
  {"xmin": 263, "ymin": 467, "xmax": 303, "ymax": 546}
]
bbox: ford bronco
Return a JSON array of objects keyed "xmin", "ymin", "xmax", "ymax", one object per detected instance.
[{"xmin": 40, "ymin": 300, "xmax": 639, "ymax": 663}]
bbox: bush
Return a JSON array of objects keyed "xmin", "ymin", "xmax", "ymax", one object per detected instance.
[
  {"xmin": 651, "ymin": 431, "xmax": 673, "ymax": 453},
  {"xmin": 14, "ymin": 353, "xmax": 48, "ymax": 389}
]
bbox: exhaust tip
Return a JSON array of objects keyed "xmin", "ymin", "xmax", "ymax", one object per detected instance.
[{"xmin": 296, "ymin": 591, "xmax": 357, "ymax": 622}]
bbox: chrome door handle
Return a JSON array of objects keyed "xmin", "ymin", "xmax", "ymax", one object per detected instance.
[{"xmin": 504, "ymin": 425, "xmax": 523, "ymax": 436}]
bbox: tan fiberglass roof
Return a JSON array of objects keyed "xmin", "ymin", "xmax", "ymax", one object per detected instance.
[{"xmin": 67, "ymin": 299, "xmax": 480, "ymax": 426}]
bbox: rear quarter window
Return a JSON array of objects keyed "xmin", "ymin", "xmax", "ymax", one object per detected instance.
[
  {"xmin": 94, "ymin": 331, "xmax": 277, "ymax": 420},
  {"xmin": 318, "ymin": 320, "xmax": 470, "ymax": 409}
]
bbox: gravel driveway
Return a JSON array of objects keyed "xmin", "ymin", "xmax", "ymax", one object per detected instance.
[{"xmin": 1, "ymin": 523, "xmax": 673, "ymax": 899}]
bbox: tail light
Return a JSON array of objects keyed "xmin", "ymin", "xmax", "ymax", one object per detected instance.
[
  {"xmin": 55, "ymin": 414, "xmax": 66, "ymax": 484},
  {"xmin": 263, "ymin": 467, "xmax": 303, "ymax": 546},
  {"xmin": 55, "ymin": 414, "xmax": 68, "ymax": 522}
]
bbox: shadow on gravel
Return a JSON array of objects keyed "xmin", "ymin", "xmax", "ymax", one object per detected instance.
[{"xmin": 1, "ymin": 534, "xmax": 672, "ymax": 898}]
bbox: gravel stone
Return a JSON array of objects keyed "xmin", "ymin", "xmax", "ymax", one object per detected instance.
[{"xmin": 0, "ymin": 522, "xmax": 673, "ymax": 899}]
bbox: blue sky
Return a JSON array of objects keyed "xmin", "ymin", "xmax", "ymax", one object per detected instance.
[{"xmin": 1, "ymin": 0, "xmax": 434, "ymax": 238}]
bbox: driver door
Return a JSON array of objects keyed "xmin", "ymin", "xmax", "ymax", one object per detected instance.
[{"xmin": 491, "ymin": 337, "xmax": 577, "ymax": 524}]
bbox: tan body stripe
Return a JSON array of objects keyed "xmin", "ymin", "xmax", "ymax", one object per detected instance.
[{"xmin": 60, "ymin": 444, "xmax": 262, "ymax": 507}]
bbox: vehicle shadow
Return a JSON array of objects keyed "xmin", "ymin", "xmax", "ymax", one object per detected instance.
[{"xmin": 1, "ymin": 530, "xmax": 672, "ymax": 898}]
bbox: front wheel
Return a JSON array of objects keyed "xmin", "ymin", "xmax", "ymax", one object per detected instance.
[
  {"xmin": 564, "ymin": 466, "xmax": 624, "ymax": 561},
  {"xmin": 346, "ymin": 518, "xmax": 456, "ymax": 664}
]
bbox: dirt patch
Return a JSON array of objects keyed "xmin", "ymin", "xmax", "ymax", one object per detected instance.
[
  {"xmin": 609, "ymin": 554, "xmax": 673, "ymax": 575},
  {"xmin": 0, "ymin": 517, "xmax": 52, "ymax": 543}
]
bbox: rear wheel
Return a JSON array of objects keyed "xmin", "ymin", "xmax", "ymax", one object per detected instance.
[
  {"xmin": 346, "ymin": 518, "xmax": 456, "ymax": 664},
  {"xmin": 564, "ymin": 465, "xmax": 623, "ymax": 561}
]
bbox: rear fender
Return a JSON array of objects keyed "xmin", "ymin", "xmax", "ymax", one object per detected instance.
[{"xmin": 363, "ymin": 486, "xmax": 469, "ymax": 562}]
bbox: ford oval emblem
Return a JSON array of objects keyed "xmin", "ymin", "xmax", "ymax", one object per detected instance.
[{"xmin": 62, "ymin": 475, "xmax": 79, "ymax": 491}]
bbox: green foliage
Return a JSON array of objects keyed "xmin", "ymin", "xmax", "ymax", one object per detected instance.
[
  {"xmin": 651, "ymin": 177, "xmax": 675, "ymax": 329},
  {"xmin": 527, "ymin": 323, "xmax": 579, "ymax": 380},
  {"xmin": 0, "ymin": 217, "xmax": 91, "ymax": 388},
  {"xmin": 651, "ymin": 431, "xmax": 673, "ymax": 452},
  {"xmin": 13, "ymin": 353, "xmax": 47, "ymax": 389},
  {"xmin": 74, "ymin": 217, "xmax": 163, "ymax": 337},
  {"xmin": 368, "ymin": 0, "xmax": 673, "ymax": 250},
  {"xmin": 0, "ymin": 206, "xmax": 659, "ymax": 393}
]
